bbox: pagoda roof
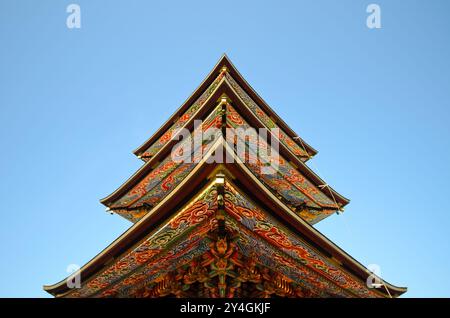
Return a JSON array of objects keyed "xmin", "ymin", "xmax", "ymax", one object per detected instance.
[
  {"xmin": 44, "ymin": 138, "xmax": 406, "ymax": 298},
  {"xmin": 100, "ymin": 77, "xmax": 349, "ymax": 224},
  {"xmin": 133, "ymin": 54, "xmax": 317, "ymax": 161}
]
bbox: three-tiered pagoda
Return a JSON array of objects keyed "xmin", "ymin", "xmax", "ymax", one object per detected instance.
[{"xmin": 44, "ymin": 55, "xmax": 406, "ymax": 298}]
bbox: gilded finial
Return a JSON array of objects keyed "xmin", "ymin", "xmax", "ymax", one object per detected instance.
[{"xmin": 219, "ymin": 94, "xmax": 230, "ymax": 105}]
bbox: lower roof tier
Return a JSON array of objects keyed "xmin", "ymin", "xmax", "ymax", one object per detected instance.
[{"xmin": 44, "ymin": 174, "xmax": 406, "ymax": 298}]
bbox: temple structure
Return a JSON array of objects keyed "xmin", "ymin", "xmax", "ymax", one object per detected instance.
[{"xmin": 44, "ymin": 55, "xmax": 406, "ymax": 298}]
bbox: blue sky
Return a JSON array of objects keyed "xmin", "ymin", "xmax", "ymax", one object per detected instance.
[{"xmin": 1, "ymin": 0, "xmax": 449, "ymax": 297}]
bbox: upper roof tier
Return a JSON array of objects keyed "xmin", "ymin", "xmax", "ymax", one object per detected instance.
[{"xmin": 133, "ymin": 54, "xmax": 317, "ymax": 161}]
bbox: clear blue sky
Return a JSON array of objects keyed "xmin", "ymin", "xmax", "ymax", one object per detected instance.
[{"xmin": 1, "ymin": 0, "xmax": 449, "ymax": 298}]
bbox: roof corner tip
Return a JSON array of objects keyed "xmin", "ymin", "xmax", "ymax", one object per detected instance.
[
  {"xmin": 42, "ymin": 284, "xmax": 54, "ymax": 294},
  {"xmin": 219, "ymin": 53, "xmax": 232, "ymax": 64},
  {"xmin": 99, "ymin": 196, "xmax": 111, "ymax": 207}
]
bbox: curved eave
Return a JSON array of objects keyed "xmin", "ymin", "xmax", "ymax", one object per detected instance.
[
  {"xmin": 220, "ymin": 77, "xmax": 349, "ymax": 207},
  {"xmin": 223, "ymin": 175, "xmax": 406, "ymax": 298},
  {"xmin": 133, "ymin": 54, "xmax": 317, "ymax": 159},
  {"xmin": 221, "ymin": 142, "xmax": 405, "ymax": 297},
  {"xmin": 221, "ymin": 54, "xmax": 318, "ymax": 157},
  {"xmin": 44, "ymin": 139, "xmax": 223, "ymax": 297},
  {"xmin": 101, "ymin": 78, "xmax": 348, "ymax": 208},
  {"xmin": 99, "ymin": 76, "xmax": 228, "ymax": 206},
  {"xmin": 46, "ymin": 138, "xmax": 404, "ymax": 298}
]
